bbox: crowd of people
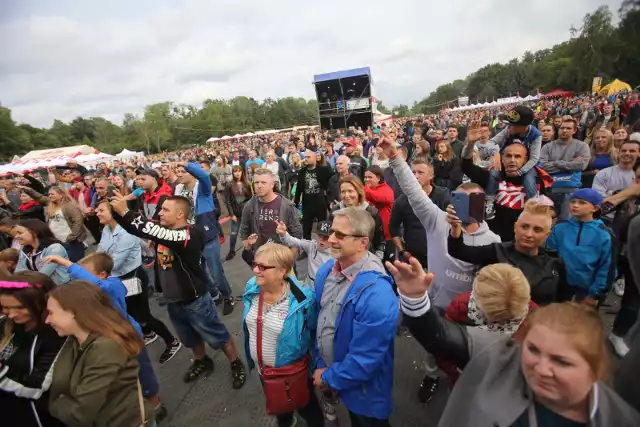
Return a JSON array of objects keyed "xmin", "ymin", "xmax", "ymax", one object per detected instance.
[{"xmin": 1, "ymin": 89, "xmax": 640, "ymax": 427}]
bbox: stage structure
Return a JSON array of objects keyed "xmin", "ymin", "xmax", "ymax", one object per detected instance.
[{"xmin": 313, "ymin": 67, "xmax": 375, "ymax": 130}]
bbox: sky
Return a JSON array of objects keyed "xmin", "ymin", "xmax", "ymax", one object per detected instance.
[{"xmin": 0, "ymin": 0, "xmax": 623, "ymax": 128}]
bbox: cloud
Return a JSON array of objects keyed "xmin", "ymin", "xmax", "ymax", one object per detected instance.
[{"xmin": 0, "ymin": 0, "xmax": 623, "ymax": 127}]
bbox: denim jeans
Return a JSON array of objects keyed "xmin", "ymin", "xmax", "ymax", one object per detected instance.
[
  {"xmin": 202, "ymin": 239, "xmax": 232, "ymax": 299},
  {"xmin": 229, "ymin": 218, "xmax": 240, "ymax": 252},
  {"xmin": 63, "ymin": 240, "xmax": 86, "ymax": 263},
  {"xmin": 486, "ymin": 168, "xmax": 539, "ymax": 199},
  {"xmin": 550, "ymin": 191, "xmax": 575, "ymax": 221},
  {"xmin": 166, "ymin": 293, "xmax": 230, "ymax": 349}
]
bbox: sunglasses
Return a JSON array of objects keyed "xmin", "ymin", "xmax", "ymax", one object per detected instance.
[
  {"xmin": 329, "ymin": 229, "xmax": 365, "ymax": 240},
  {"xmin": 251, "ymin": 262, "xmax": 277, "ymax": 272}
]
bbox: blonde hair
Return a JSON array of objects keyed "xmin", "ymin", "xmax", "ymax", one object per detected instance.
[
  {"xmin": 525, "ymin": 303, "xmax": 609, "ymax": 381},
  {"xmin": 255, "ymin": 243, "xmax": 295, "ymax": 275},
  {"xmin": 339, "ymin": 176, "xmax": 365, "ymax": 205},
  {"xmin": 45, "ymin": 186, "xmax": 75, "ymax": 219},
  {"xmin": 522, "ymin": 199, "xmax": 554, "ymax": 217},
  {"xmin": 436, "ymin": 141, "xmax": 454, "ymax": 162},
  {"xmin": 474, "ymin": 264, "xmax": 531, "ymax": 323},
  {"xmin": 591, "ymin": 129, "xmax": 617, "ymax": 161}
]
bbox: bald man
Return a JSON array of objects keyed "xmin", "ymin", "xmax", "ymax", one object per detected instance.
[
  {"xmin": 295, "ymin": 150, "xmax": 333, "ymax": 240},
  {"xmin": 327, "ymin": 155, "xmax": 352, "ymax": 209}
]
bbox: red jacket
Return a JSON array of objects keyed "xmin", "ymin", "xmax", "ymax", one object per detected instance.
[
  {"xmin": 364, "ymin": 182, "xmax": 394, "ymax": 240},
  {"xmin": 69, "ymin": 187, "xmax": 91, "ymax": 209}
]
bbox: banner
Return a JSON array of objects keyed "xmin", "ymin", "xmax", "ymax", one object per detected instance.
[
  {"xmin": 592, "ymin": 77, "xmax": 602, "ymax": 95},
  {"xmin": 458, "ymin": 96, "xmax": 469, "ymax": 107}
]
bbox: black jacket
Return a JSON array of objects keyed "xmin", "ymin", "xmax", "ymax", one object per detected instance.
[
  {"xmin": 294, "ymin": 165, "xmax": 332, "ymax": 207},
  {"xmin": 0, "ymin": 322, "xmax": 66, "ymax": 427},
  {"xmin": 447, "ymin": 235, "xmax": 566, "ymax": 305},
  {"xmin": 346, "ymin": 154, "xmax": 368, "ymax": 182},
  {"xmin": 327, "ymin": 172, "xmax": 349, "ymax": 207},
  {"xmin": 115, "ymin": 210, "xmax": 209, "ymax": 303},
  {"xmin": 461, "ymin": 156, "xmax": 551, "ymax": 242},
  {"xmin": 224, "ymin": 182, "xmax": 253, "ymax": 218},
  {"xmin": 383, "ymin": 167, "xmax": 403, "ymax": 200},
  {"xmin": 389, "ymin": 186, "xmax": 450, "ymax": 265},
  {"xmin": 432, "ymin": 157, "xmax": 463, "ymax": 191}
]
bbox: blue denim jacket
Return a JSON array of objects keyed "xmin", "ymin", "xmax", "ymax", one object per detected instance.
[
  {"xmin": 98, "ymin": 224, "xmax": 142, "ymax": 277},
  {"xmin": 16, "ymin": 243, "xmax": 71, "ymax": 285}
]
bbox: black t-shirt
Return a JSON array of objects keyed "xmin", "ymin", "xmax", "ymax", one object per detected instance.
[
  {"xmin": 511, "ymin": 402, "xmax": 586, "ymax": 427},
  {"xmin": 257, "ymin": 196, "xmax": 283, "ymax": 245}
]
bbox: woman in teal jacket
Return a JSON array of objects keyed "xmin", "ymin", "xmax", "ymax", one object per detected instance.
[{"xmin": 242, "ymin": 243, "xmax": 322, "ymax": 427}]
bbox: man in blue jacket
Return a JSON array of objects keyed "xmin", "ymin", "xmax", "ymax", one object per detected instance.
[
  {"xmin": 313, "ymin": 206, "xmax": 399, "ymax": 426},
  {"xmin": 175, "ymin": 162, "xmax": 235, "ymax": 315}
]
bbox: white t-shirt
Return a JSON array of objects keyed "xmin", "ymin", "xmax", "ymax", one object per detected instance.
[{"xmin": 49, "ymin": 208, "xmax": 73, "ymax": 242}]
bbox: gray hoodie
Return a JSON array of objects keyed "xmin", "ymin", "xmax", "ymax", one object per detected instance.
[
  {"xmin": 280, "ymin": 232, "xmax": 331, "ymax": 287},
  {"xmin": 390, "ymin": 155, "xmax": 501, "ymax": 308}
]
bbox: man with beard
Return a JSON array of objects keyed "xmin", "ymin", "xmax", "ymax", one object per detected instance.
[{"xmin": 343, "ymin": 139, "xmax": 367, "ymax": 182}]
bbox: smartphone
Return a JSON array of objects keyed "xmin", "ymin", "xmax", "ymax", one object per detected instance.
[
  {"xmin": 107, "ymin": 185, "xmax": 115, "ymax": 199},
  {"xmin": 451, "ymin": 191, "xmax": 470, "ymax": 223},
  {"xmin": 468, "ymin": 192, "xmax": 486, "ymax": 223}
]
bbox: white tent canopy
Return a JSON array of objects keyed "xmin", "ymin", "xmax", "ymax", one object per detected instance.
[
  {"xmin": 447, "ymin": 94, "xmax": 541, "ymax": 112},
  {"xmin": 20, "ymin": 145, "xmax": 98, "ymax": 161}
]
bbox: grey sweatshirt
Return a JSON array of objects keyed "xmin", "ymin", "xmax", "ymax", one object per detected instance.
[
  {"xmin": 539, "ymin": 138, "xmax": 591, "ymax": 176},
  {"xmin": 389, "ymin": 155, "xmax": 501, "ymax": 308},
  {"xmin": 280, "ymin": 232, "xmax": 331, "ymax": 287}
]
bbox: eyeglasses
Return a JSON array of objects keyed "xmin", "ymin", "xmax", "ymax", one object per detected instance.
[
  {"xmin": 329, "ymin": 229, "xmax": 365, "ymax": 240},
  {"xmin": 251, "ymin": 262, "xmax": 277, "ymax": 272}
]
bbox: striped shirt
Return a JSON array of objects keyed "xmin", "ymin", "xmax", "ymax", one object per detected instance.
[{"xmin": 246, "ymin": 286, "xmax": 290, "ymax": 368}]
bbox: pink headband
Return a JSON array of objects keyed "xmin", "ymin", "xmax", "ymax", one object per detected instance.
[{"xmin": 0, "ymin": 281, "xmax": 41, "ymax": 289}]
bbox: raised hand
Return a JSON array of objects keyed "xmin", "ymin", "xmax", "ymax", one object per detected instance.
[
  {"xmin": 275, "ymin": 220, "xmax": 287, "ymax": 237},
  {"xmin": 466, "ymin": 120, "xmax": 481, "ymax": 143},
  {"xmin": 377, "ymin": 130, "xmax": 398, "ymax": 158},
  {"xmin": 43, "ymin": 255, "xmax": 72, "ymax": 268},
  {"xmin": 385, "ymin": 257, "xmax": 434, "ymax": 298},
  {"xmin": 445, "ymin": 204, "xmax": 462, "ymax": 238},
  {"xmin": 109, "ymin": 190, "xmax": 128, "ymax": 216},
  {"xmin": 244, "ymin": 233, "xmax": 258, "ymax": 249}
]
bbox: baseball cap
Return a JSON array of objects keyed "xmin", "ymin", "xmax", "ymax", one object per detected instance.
[
  {"xmin": 570, "ymin": 188, "xmax": 603, "ymax": 207},
  {"xmin": 316, "ymin": 221, "xmax": 330, "ymax": 236},
  {"xmin": 136, "ymin": 168, "xmax": 160, "ymax": 180},
  {"xmin": 502, "ymin": 106, "xmax": 534, "ymax": 126},
  {"xmin": 345, "ymin": 138, "xmax": 357, "ymax": 147}
]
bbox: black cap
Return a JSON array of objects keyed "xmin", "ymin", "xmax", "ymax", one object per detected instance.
[
  {"xmin": 136, "ymin": 168, "xmax": 160, "ymax": 180},
  {"xmin": 503, "ymin": 106, "xmax": 534, "ymax": 126},
  {"xmin": 316, "ymin": 221, "xmax": 330, "ymax": 236}
]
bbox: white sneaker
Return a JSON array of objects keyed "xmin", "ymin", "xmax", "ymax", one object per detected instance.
[
  {"xmin": 614, "ymin": 279, "xmax": 625, "ymax": 297},
  {"xmin": 609, "ymin": 334, "xmax": 630, "ymax": 358}
]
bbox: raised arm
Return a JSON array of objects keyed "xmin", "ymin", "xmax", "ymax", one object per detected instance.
[{"xmin": 184, "ymin": 162, "xmax": 212, "ymax": 197}]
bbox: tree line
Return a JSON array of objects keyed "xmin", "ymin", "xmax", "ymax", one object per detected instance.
[{"xmin": 1, "ymin": 2, "xmax": 638, "ymax": 161}]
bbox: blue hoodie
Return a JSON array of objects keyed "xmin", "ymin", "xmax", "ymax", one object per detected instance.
[
  {"xmin": 177, "ymin": 162, "xmax": 220, "ymax": 244},
  {"xmin": 313, "ymin": 259, "xmax": 399, "ymax": 420},
  {"xmin": 546, "ymin": 217, "xmax": 614, "ymax": 296},
  {"xmin": 241, "ymin": 275, "xmax": 316, "ymax": 371},
  {"xmin": 67, "ymin": 264, "xmax": 143, "ymax": 336}
]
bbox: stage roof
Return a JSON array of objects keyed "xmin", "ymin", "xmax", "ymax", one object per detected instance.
[{"xmin": 314, "ymin": 67, "xmax": 371, "ymax": 84}]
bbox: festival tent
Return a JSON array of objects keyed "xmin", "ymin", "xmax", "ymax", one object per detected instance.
[
  {"xmin": 542, "ymin": 89, "xmax": 574, "ymax": 98},
  {"xmin": 598, "ymin": 79, "xmax": 632, "ymax": 96},
  {"xmin": 20, "ymin": 145, "xmax": 98, "ymax": 161},
  {"xmin": 116, "ymin": 148, "xmax": 143, "ymax": 159},
  {"xmin": 206, "ymin": 137, "xmax": 219, "ymax": 143}
]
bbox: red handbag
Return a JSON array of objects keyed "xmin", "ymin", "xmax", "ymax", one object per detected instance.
[{"xmin": 257, "ymin": 290, "xmax": 311, "ymax": 415}]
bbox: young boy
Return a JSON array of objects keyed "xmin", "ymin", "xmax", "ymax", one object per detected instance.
[
  {"xmin": 44, "ymin": 252, "xmax": 168, "ymax": 421},
  {"xmin": 0, "ymin": 248, "xmax": 19, "ymax": 273},
  {"xmin": 473, "ymin": 106, "xmax": 542, "ymax": 217},
  {"xmin": 276, "ymin": 220, "xmax": 331, "ymax": 288},
  {"xmin": 546, "ymin": 188, "xmax": 614, "ymax": 305}
]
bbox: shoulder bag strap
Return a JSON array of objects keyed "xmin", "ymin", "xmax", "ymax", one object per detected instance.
[
  {"xmin": 257, "ymin": 290, "xmax": 264, "ymax": 372},
  {"xmin": 137, "ymin": 380, "xmax": 146, "ymax": 426}
]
